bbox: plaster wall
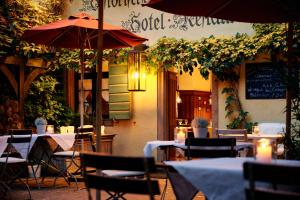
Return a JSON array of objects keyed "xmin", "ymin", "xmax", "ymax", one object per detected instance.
[
  {"xmin": 178, "ymin": 71, "xmax": 211, "ymax": 91},
  {"xmin": 105, "ymin": 73, "xmax": 157, "ymax": 156}
]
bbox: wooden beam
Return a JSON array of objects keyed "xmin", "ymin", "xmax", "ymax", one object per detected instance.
[
  {"xmin": 24, "ymin": 68, "xmax": 47, "ymax": 97},
  {"xmin": 0, "ymin": 64, "xmax": 18, "ymax": 96},
  {"xmin": 19, "ymin": 62, "xmax": 24, "ymax": 128},
  {"xmin": 3, "ymin": 56, "xmax": 22, "ymax": 65},
  {"xmin": 26, "ymin": 58, "xmax": 47, "ymax": 68}
]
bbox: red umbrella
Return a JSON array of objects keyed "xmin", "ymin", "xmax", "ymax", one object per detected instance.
[
  {"xmin": 145, "ymin": 0, "xmax": 300, "ymax": 23},
  {"xmin": 22, "ymin": 12, "xmax": 147, "ymax": 127},
  {"xmin": 145, "ymin": 0, "xmax": 300, "ymax": 156},
  {"xmin": 22, "ymin": 12, "xmax": 146, "ymax": 49}
]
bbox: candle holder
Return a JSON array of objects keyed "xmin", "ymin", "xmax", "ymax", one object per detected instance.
[
  {"xmin": 254, "ymin": 138, "xmax": 273, "ymax": 163},
  {"xmin": 174, "ymin": 127, "xmax": 187, "ymax": 143},
  {"xmin": 60, "ymin": 126, "xmax": 68, "ymax": 134},
  {"xmin": 46, "ymin": 125, "xmax": 54, "ymax": 134},
  {"xmin": 252, "ymin": 125, "xmax": 260, "ymax": 135}
]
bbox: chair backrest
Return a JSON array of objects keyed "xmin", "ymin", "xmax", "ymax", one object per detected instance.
[
  {"xmin": 74, "ymin": 132, "xmax": 96, "ymax": 152},
  {"xmin": 243, "ymin": 162, "xmax": 300, "ymax": 200},
  {"xmin": 8, "ymin": 129, "xmax": 33, "ymax": 135},
  {"xmin": 7, "ymin": 131, "xmax": 32, "ymax": 159},
  {"xmin": 76, "ymin": 127, "xmax": 94, "ymax": 134},
  {"xmin": 216, "ymin": 129, "xmax": 248, "ymax": 141},
  {"xmin": 80, "ymin": 152, "xmax": 160, "ymax": 200},
  {"xmin": 185, "ymin": 138, "xmax": 237, "ymax": 159}
]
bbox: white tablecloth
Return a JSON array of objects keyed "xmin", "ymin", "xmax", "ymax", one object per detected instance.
[
  {"xmin": 247, "ymin": 134, "xmax": 283, "ymax": 140},
  {"xmin": 0, "ymin": 135, "xmax": 9, "ymax": 157},
  {"xmin": 0, "ymin": 133, "xmax": 75, "ymax": 158},
  {"xmin": 165, "ymin": 157, "xmax": 300, "ymax": 200},
  {"xmin": 143, "ymin": 140, "xmax": 253, "ymax": 157}
]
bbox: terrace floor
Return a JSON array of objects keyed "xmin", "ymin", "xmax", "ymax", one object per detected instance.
[{"xmin": 5, "ymin": 177, "xmax": 205, "ymax": 200}]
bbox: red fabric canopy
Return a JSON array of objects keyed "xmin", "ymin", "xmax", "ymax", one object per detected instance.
[
  {"xmin": 145, "ymin": 0, "xmax": 300, "ymax": 23},
  {"xmin": 22, "ymin": 12, "xmax": 147, "ymax": 128},
  {"xmin": 22, "ymin": 12, "xmax": 147, "ymax": 49}
]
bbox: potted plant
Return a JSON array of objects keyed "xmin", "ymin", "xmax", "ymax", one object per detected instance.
[
  {"xmin": 191, "ymin": 117, "xmax": 209, "ymax": 138},
  {"xmin": 35, "ymin": 117, "xmax": 47, "ymax": 134}
]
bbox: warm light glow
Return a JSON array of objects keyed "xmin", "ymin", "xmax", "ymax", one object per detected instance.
[
  {"xmin": 128, "ymin": 51, "xmax": 147, "ymax": 91},
  {"xmin": 46, "ymin": 125, "xmax": 54, "ymax": 133},
  {"xmin": 252, "ymin": 126, "xmax": 260, "ymax": 135},
  {"xmin": 176, "ymin": 92, "xmax": 182, "ymax": 103},
  {"xmin": 174, "ymin": 127, "xmax": 187, "ymax": 143},
  {"xmin": 256, "ymin": 138, "xmax": 272, "ymax": 162},
  {"xmin": 134, "ymin": 71, "xmax": 139, "ymax": 79}
]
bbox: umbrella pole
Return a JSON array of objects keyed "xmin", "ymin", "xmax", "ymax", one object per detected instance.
[
  {"xmin": 285, "ymin": 21, "xmax": 294, "ymax": 158},
  {"xmin": 80, "ymin": 47, "xmax": 84, "ymax": 127},
  {"xmin": 96, "ymin": 0, "xmax": 104, "ymax": 199}
]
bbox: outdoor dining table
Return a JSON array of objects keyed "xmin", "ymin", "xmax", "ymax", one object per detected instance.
[
  {"xmin": 247, "ymin": 133, "xmax": 283, "ymax": 140},
  {"xmin": 143, "ymin": 140, "xmax": 253, "ymax": 157},
  {"xmin": 0, "ymin": 133, "xmax": 75, "ymax": 159},
  {"xmin": 165, "ymin": 157, "xmax": 300, "ymax": 200}
]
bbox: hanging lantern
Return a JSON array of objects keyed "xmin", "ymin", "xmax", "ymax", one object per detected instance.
[{"xmin": 128, "ymin": 50, "xmax": 147, "ymax": 91}]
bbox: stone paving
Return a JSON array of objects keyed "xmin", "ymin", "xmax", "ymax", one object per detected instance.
[{"xmin": 4, "ymin": 177, "xmax": 205, "ymax": 200}]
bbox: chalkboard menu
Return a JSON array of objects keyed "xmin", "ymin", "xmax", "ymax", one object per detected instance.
[{"xmin": 246, "ymin": 62, "xmax": 286, "ymax": 99}]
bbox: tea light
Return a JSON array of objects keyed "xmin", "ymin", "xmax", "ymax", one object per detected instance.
[
  {"xmin": 253, "ymin": 126, "xmax": 260, "ymax": 135},
  {"xmin": 177, "ymin": 131, "xmax": 185, "ymax": 143},
  {"xmin": 60, "ymin": 126, "xmax": 68, "ymax": 134},
  {"xmin": 174, "ymin": 127, "xmax": 187, "ymax": 143},
  {"xmin": 67, "ymin": 126, "xmax": 74, "ymax": 134},
  {"xmin": 46, "ymin": 125, "xmax": 54, "ymax": 134},
  {"xmin": 256, "ymin": 139, "xmax": 272, "ymax": 162}
]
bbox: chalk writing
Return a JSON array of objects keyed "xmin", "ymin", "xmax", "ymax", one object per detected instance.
[{"xmin": 246, "ymin": 63, "xmax": 286, "ymax": 99}]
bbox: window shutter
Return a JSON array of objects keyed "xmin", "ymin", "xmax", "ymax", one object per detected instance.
[{"xmin": 109, "ymin": 64, "xmax": 132, "ymax": 119}]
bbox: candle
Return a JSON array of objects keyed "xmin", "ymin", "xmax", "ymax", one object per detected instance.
[
  {"xmin": 256, "ymin": 139, "xmax": 272, "ymax": 162},
  {"xmin": 67, "ymin": 126, "xmax": 74, "ymax": 134},
  {"xmin": 177, "ymin": 131, "xmax": 185, "ymax": 143},
  {"xmin": 46, "ymin": 125, "xmax": 54, "ymax": 133},
  {"xmin": 60, "ymin": 126, "xmax": 68, "ymax": 134},
  {"xmin": 253, "ymin": 126, "xmax": 260, "ymax": 135}
]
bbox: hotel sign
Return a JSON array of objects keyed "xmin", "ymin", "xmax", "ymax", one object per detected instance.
[{"xmin": 65, "ymin": 0, "xmax": 254, "ymax": 44}]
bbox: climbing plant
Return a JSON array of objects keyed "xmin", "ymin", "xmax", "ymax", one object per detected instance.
[
  {"xmin": 0, "ymin": 0, "xmax": 62, "ymax": 58},
  {"xmin": 145, "ymin": 24, "xmax": 300, "ymax": 132}
]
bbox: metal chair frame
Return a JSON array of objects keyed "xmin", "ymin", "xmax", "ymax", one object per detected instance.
[
  {"xmin": 244, "ymin": 161, "xmax": 300, "ymax": 200},
  {"xmin": 80, "ymin": 152, "xmax": 160, "ymax": 200},
  {"xmin": 0, "ymin": 130, "xmax": 34, "ymax": 199}
]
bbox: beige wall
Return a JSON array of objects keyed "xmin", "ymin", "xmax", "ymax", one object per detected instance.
[
  {"xmin": 178, "ymin": 71, "xmax": 211, "ymax": 91},
  {"xmin": 218, "ymin": 60, "xmax": 286, "ymax": 129},
  {"xmin": 105, "ymin": 73, "xmax": 157, "ymax": 156}
]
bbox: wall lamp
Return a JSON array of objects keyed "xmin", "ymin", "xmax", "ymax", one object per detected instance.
[{"xmin": 128, "ymin": 50, "xmax": 147, "ymax": 91}]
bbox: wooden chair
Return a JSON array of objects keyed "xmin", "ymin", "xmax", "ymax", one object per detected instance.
[
  {"xmin": 0, "ymin": 131, "xmax": 33, "ymax": 199},
  {"xmin": 185, "ymin": 138, "xmax": 237, "ymax": 160},
  {"xmin": 243, "ymin": 162, "xmax": 300, "ymax": 200},
  {"xmin": 216, "ymin": 129, "xmax": 248, "ymax": 141},
  {"xmin": 80, "ymin": 152, "xmax": 160, "ymax": 200}
]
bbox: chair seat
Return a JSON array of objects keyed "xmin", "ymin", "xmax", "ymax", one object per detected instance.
[
  {"xmin": 102, "ymin": 170, "xmax": 145, "ymax": 177},
  {"xmin": 53, "ymin": 151, "xmax": 80, "ymax": 157},
  {"xmin": 0, "ymin": 157, "xmax": 27, "ymax": 163}
]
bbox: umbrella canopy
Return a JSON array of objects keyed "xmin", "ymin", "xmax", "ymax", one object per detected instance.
[
  {"xmin": 23, "ymin": 12, "xmax": 147, "ymax": 49},
  {"xmin": 145, "ymin": 0, "xmax": 300, "ymax": 156},
  {"xmin": 145, "ymin": 0, "xmax": 300, "ymax": 23},
  {"xmin": 22, "ymin": 12, "xmax": 147, "ymax": 127}
]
